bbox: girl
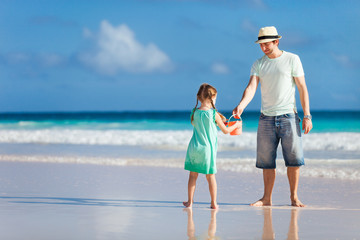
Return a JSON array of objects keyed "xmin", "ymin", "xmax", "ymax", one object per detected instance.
[{"xmin": 183, "ymin": 83, "xmax": 242, "ymax": 209}]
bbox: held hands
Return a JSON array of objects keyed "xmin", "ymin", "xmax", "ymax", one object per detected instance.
[
  {"xmin": 235, "ymin": 121, "xmax": 242, "ymax": 129},
  {"xmin": 232, "ymin": 105, "xmax": 244, "ymax": 119}
]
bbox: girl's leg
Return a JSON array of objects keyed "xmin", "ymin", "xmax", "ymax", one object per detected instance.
[
  {"xmin": 206, "ymin": 174, "xmax": 218, "ymax": 209},
  {"xmin": 183, "ymin": 172, "xmax": 198, "ymax": 208}
]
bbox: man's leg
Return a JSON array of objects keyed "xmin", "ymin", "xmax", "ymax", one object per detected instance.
[
  {"xmin": 253, "ymin": 114, "xmax": 278, "ymax": 207},
  {"xmin": 287, "ymin": 167, "xmax": 305, "ymax": 207},
  {"xmin": 280, "ymin": 113, "xmax": 305, "ymax": 207},
  {"xmin": 251, "ymin": 169, "xmax": 276, "ymax": 206}
]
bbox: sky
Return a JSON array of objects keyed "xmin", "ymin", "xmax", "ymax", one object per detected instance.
[{"xmin": 0, "ymin": 0, "xmax": 359, "ymax": 112}]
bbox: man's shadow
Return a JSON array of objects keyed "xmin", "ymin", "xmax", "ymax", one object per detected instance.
[{"xmin": 261, "ymin": 207, "xmax": 300, "ymax": 240}]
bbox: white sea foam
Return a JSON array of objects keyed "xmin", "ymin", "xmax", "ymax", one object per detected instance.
[
  {"xmin": 1, "ymin": 155, "xmax": 359, "ymax": 180},
  {"xmin": 0, "ymin": 129, "xmax": 359, "ymax": 152},
  {"xmin": 218, "ymin": 158, "xmax": 360, "ymax": 180}
]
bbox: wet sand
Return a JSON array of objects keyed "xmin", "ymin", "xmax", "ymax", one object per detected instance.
[{"xmin": 0, "ymin": 161, "xmax": 359, "ymax": 239}]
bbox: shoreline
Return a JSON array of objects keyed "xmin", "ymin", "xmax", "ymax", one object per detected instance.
[{"xmin": 1, "ymin": 152, "xmax": 360, "ymax": 181}]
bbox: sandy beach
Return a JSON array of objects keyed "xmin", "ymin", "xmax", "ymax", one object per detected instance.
[{"xmin": 0, "ymin": 160, "xmax": 359, "ymax": 239}]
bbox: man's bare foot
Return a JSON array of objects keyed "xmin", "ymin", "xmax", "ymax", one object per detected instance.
[
  {"xmin": 183, "ymin": 201, "xmax": 192, "ymax": 208},
  {"xmin": 250, "ymin": 198, "xmax": 272, "ymax": 207},
  {"xmin": 291, "ymin": 199, "xmax": 306, "ymax": 207}
]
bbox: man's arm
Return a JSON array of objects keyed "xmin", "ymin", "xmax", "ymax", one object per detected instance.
[
  {"xmin": 233, "ymin": 75, "xmax": 259, "ymax": 117},
  {"xmin": 294, "ymin": 75, "xmax": 313, "ymax": 134}
]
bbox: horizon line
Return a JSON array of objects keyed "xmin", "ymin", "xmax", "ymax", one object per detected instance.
[{"xmin": 1, "ymin": 109, "xmax": 360, "ymax": 114}]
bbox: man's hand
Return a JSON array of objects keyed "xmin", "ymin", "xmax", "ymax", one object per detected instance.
[
  {"xmin": 302, "ymin": 118, "xmax": 312, "ymax": 134},
  {"xmin": 232, "ymin": 105, "xmax": 244, "ymax": 118}
]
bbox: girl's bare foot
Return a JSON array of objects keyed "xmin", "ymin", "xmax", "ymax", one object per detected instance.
[
  {"xmin": 183, "ymin": 201, "xmax": 192, "ymax": 208},
  {"xmin": 210, "ymin": 203, "xmax": 219, "ymax": 209},
  {"xmin": 250, "ymin": 198, "xmax": 272, "ymax": 207}
]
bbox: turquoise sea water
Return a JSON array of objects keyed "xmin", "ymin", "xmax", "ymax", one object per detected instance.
[
  {"xmin": 0, "ymin": 111, "xmax": 359, "ymax": 180},
  {"xmin": 0, "ymin": 111, "xmax": 359, "ymax": 132}
]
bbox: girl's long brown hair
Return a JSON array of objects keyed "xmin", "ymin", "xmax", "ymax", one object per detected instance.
[{"xmin": 191, "ymin": 83, "xmax": 218, "ymax": 123}]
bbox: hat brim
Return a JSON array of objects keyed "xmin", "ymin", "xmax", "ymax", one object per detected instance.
[{"xmin": 255, "ymin": 36, "xmax": 282, "ymax": 44}]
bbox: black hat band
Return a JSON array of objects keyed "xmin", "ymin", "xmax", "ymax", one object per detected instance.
[{"xmin": 258, "ymin": 35, "xmax": 280, "ymax": 40}]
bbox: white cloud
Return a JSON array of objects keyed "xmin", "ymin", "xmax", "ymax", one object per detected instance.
[
  {"xmin": 331, "ymin": 53, "xmax": 353, "ymax": 68},
  {"xmin": 252, "ymin": 0, "xmax": 266, "ymax": 8},
  {"xmin": 6, "ymin": 53, "xmax": 30, "ymax": 64},
  {"xmin": 247, "ymin": 0, "xmax": 267, "ymax": 9},
  {"xmin": 211, "ymin": 62, "xmax": 229, "ymax": 74},
  {"xmin": 282, "ymin": 32, "xmax": 311, "ymax": 47},
  {"xmin": 38, "ymin": 53, "xmax": 64, "ymax": 67},
  {"xmin": 83, "ymin": 28, "xmax": 93, "ymax": 38},
  {"xmin": 4, "ymin": 52, "xmax": 63, "ymax": 67},
  {"xmin": 79, "ymin": 20, "xmax": 173, "ymax": 75},
  {"xmin": 241, "ymin": 19, "xmax": 258, "ymax": 34}
]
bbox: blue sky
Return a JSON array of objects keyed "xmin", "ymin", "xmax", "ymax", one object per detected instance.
[{"xmin": 0, "ymin": 0, "xmax": 359, "ymax": 112}]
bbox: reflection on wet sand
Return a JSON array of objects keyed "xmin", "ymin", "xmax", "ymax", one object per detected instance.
[
  {"xmin": 287, "ymin": 209, "xmax": 299, "ymax": 240},
  {"xmin": 262, "ymin": 208, "xmax": 275, "ymax": 240},
  {"xmin": 261, "ymin": 208, "xmax": 299, "ymax": 240},
  {"xmin": 183, "ymin": 207, "xmax": 299, "ymax": 239},
  {"xmin": 184, "ymin": 208, "xmax": 218, "ymax": 240}
]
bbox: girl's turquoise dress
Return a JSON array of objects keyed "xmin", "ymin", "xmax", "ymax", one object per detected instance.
[{"xmin": 184, "ymin": 109, "xmax": 218, "ymax": 174}]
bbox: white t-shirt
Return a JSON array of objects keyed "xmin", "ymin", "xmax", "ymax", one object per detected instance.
[{"xmin": 251, "ymin": 51, "xmax": 305, "ymax": 116}]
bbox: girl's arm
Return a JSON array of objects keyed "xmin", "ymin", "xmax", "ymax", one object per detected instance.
[{"xmin": 215, "ymin": 112, "xmax": 241, "ymax": 134}]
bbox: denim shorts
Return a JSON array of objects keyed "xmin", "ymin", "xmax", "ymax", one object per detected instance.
[{"xmin": 256, "ymin": 113, "xmax": 304, "ymax": 169}]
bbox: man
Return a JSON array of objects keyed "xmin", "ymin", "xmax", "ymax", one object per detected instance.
[{"xmin": 233, "ymin": 26, "xmax": 312, "ymax": 207}]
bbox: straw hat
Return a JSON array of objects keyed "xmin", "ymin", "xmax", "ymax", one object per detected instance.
[{"xmin": 255, "ymin": 26, "xmax": 282, "ymax": 44}]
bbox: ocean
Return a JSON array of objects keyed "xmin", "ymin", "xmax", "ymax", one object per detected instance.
[{"xmin": 0, "ymin": 111, "xmax": 359, "ymax": 180}]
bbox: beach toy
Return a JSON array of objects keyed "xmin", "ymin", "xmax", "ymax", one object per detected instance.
[{"xmin": 227, "ymin": 114, "xmax": 242, "ymax": 135}]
